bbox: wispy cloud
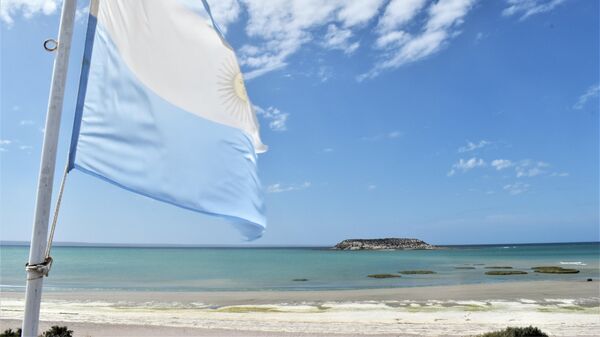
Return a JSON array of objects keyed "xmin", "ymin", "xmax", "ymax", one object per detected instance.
[
  {"xmin": 322, "ymin": 147, "xmax": 334, "ymax": 153},
  {"xmin": 19, "ymin": 145, "xmax": 33, "ymax": 151},
  {"xmin": 573, "ymin": 84, "xmax": 599, "ymax": 110},
  {"xmin": 361, "ymin": 130, "xmax": 403, "ymax": 141},
  {"xmin": 239, "ymin": 0, "xmax": 383, "ymax": 79},
  {"xmin": 458, "ymin": 140, "xmax": 491, "ymax": 153},
  {"xmin": 0, "ymin": 139, "xmax": 11, "ymax": 152},
  {"xmin": 502, "ymin": 0, "xmax": 568, "ymax": 20},
  {"xmin": 0, "ymin": 0, "xmax": 58, "ymax": 25},
  {"xmin": 491, "ymin": 159, "xmax": 513, "ymax": 170},
  {"xmin": 254, "ymin": 105, "xmax": 289, "ymax": 131},
  {"xmin": 447, "ymin": 157, "xmax": 486, "ymax": 176},
  {"xmin": 360, "ymin": 0, "xmax": 477, "ymax": 81},
  {"xmin": 367, "ymin": 184, "xmax": 377, "ymax": 191},
  {"xmin": 515, "ymin": 160, "xmax": 549, "ymax": 178},
  {"xmin": 503, "ymin": 182, "xmax": 530, "ymax": 195},
  {"xmin": 322, "ymin": 24, "xmax": 360, "ymax": 55},
  {"xmin": 267, "ymin": 181, "xmax": 311, "ymax": 193},
  {"xmin": 19, "ymin": 119, "xmax": 34, "ymax": 126}
]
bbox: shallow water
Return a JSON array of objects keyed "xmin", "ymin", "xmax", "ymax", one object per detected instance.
[{"xmin": 1, "ymin": 242, "xmax": 598, "ymax": 292}]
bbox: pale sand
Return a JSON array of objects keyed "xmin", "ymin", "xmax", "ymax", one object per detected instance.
[{"xmin": 2, "ymin": 281, "xmax": 599, "ymax": 337}]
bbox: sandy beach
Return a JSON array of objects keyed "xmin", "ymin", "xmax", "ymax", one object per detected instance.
[{"xmin": 2, "ymin": 280, "xmax": 599, "ymax": 336}]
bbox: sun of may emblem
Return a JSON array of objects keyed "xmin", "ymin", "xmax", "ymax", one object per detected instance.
[{"xmin": 218, "ymin": 57, "xmax": 251, "ymax": 123}]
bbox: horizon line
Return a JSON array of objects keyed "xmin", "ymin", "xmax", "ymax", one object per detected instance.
[{"xmin": 1, "ymin": 240, "xmax": 598, "ymax": 248}]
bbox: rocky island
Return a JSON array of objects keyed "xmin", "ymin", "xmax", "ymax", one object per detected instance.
[{"xmin": 333, "ymin": 238, "xmax": 435, "ymax": 250}]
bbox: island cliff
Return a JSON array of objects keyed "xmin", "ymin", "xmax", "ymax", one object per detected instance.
[{"xmin": 333, "ymin": 238, "xmax": 435, "ymax": 250}]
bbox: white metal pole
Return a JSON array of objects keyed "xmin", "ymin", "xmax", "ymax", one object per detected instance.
[{"xmin": 22, "ymin": 1, "xmax": 77, "ymax": 336}]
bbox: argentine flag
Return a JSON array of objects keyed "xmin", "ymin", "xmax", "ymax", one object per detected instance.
[{"xmin": 68, "ymin": 0, "xmax": 267, "ymax": 239}]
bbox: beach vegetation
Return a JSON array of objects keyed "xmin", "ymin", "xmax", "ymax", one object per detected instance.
[
  {"xmin": 485, "ymin": 270, "xmax": 527, "ymax": 276},
  {"xmin": 399, "ymin": 270, "xmax": 436, "ymax": 274},
  {"xmin": 477, "ymin": 326, "xmax": 548, "ymax": 337},
  {"xmin": 455, "ymin": 266, "xmax": 476, "ymax": 269},
  {"xmin": 1, "ymin": 328, "xmax": 21, "ymax": 337},
  {"xmin": 41, "ymin": 326, "xmax": 73, "ymax": 337},
  {"xmin": 292, "ymin": 278, "xmax": 308, "ymax": 281},
  {"xmin": 367, "ymin": 273, "xmax": 401, "ymax": 278},
  {"xmin": 532, "ymin": 266, "xmax": 580, "ymax": 274},
  {"xmin": 484, "ymin": 266, "xmax": 513, "ymax": 269},
  {"xmin": 2, "ymin": 326, "xmax": 74, "ymax": 337}
]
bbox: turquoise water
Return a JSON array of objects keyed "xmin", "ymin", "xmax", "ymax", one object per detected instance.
[{"xmin": 1, "ymin": 243, "xmax": 598, "ymax": 292}]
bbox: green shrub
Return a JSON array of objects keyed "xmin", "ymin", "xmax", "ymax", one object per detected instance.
[
  {"xmin": 41, "ymin": 326, "xmax": 73, "ymax": 337},
  {"xmin": 0, "ymin": 328, "xmax": 21, "ymax": 337},
  {"xmin": 478, "ymin": 326, "xmax": 548, "ymax": 337}
]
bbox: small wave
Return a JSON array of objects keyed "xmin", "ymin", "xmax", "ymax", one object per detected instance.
[
  {"xmin": 0, "ymin": 284, "xmax": 26, "ymax": 288},
  {"xmin": 560, "ymin": 261, "xmax": 586, "ymax": 266}
]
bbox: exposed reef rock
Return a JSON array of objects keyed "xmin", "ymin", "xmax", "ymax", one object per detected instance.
[{"xmin": 333, "ymin": 238, "xmax": 435, "ymax": 250}]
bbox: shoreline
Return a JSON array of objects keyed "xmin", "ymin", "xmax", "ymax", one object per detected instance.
[
  {"xmin": 2, "ymin": 280, "xmax": 598, "ymax": 305},
  {"xmin": 2, "ymin": 280, "xmax": 599, "ymax": 336}
]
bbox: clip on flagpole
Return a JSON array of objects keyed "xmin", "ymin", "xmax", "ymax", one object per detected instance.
[{"xmin": 21, "ymin": 1, "xmax": 77, "ymax": 336}]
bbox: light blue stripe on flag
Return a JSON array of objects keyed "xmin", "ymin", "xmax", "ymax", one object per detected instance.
[{"xmin": 69, "ymin": 1, "xmax": 266, "ymax": 240}]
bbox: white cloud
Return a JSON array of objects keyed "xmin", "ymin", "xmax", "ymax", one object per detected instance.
[
  {"xmin": 3, "ymin": 0, "xmax": 479, "ymax": 81},
  {"xmin": 360, "ymin": 0, "xmax": 477, "ymax": 80},
  {"xmin": 515, "ymin": 160, "xmax": 548, "ymax": 178},
  {"xmin": 503, "ymin": 182, "xmax": 530, "ymax": 195},
  {"xmin": 550, "ymin": 172, "xmax": 569, "ymax": 177},
  {"xmin": 388, "ymin": 130, "xmax": 403, "ymax": 138},
  {"xmin": 0, "ymin": 139, "xmax": 11, "ymax": 152},
  {"xmin": 254, "ymin": 105, "xmax": 289, "ymax": 131},
  {"xmin": 267, "ymin": 181, "xmax": 311, "ymax": 193},
  {"xmin": 337, "ymin": 0, "xmax": 387, "ymax": 27},
  {"xmin": 491, "ymin": 159, "xmax": 513, "ymax": 170},
  {"xmin": 74, "ymin": 4, "xmax": 89, "ymax": 23},
  {"xmin": 367, "ymin": 184, "xmax": 377, "ymax": 191},
  {"xmin": 573, "ymin": 84, "xmax": 599, "ymax": 110},
  {"xmin": 322, "ymin": 148, "xmax": 334, "ymax": 153},
  {"xmin": 447, "ymin": 157, "xmax": 485, "ymax": 176},
  {"xmin": 502, "ymin": 0, "xmax": 567, "ymax": 20},
  {"xmin": 208, "ymin": 0, "xmax": 241, "ymax": 34},
  {"xmin": 239, "ymin": 0, "xmax": 385, "ymax": 79},
  {"xmin": 322, "ymin": 24, "xmax": 360, "ymax": 55},
  {"xmin": 19, "ymin": 119, "xmax": 34, "ymax": 126},
  {"xmin": 361, "ymin": 130, "xmax": 403, "ymax": 141},
  {"xmin": 458, "ymin": 140, "xmax": 490, "ymax": 153},
  {"xmin": 316, "ymin": 66, "xmax": 333, "ymax": 82},
  {"xmin": 375, "ymin": 31, "xmax": 410, "ymax": 49},
  {"xmin": 377, "ymin": 0, "xmax": 427, "ymax": 33},
  {"xmin": 19, "ymin": 145, "xmax": 33, "ymax": 150},
  {"xmin": 0, "ymin": 0, "xmax": 58, "ymax": 25}
]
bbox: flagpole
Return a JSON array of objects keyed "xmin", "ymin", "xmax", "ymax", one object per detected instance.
[{"xmin": 22, "ymin": 1, "xmax": 77, "ymax": 336}]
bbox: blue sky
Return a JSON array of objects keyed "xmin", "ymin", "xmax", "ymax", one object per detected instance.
[{"xmin": 1, "ymin": 0, "xmax": 598, "ymax": 245}]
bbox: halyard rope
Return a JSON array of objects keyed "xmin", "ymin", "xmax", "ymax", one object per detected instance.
[
  {"xmin": 25, "ymin": 164, "xmax": 69, "ymax": 279},
  {"xmin": 45, "ymin": 164, "xmax": 69, "ymax": 260}
]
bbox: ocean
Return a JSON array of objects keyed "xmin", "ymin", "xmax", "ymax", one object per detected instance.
[{"xmin": 1, "ymin": 242, "xmax": 598, "ymax": 292}]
